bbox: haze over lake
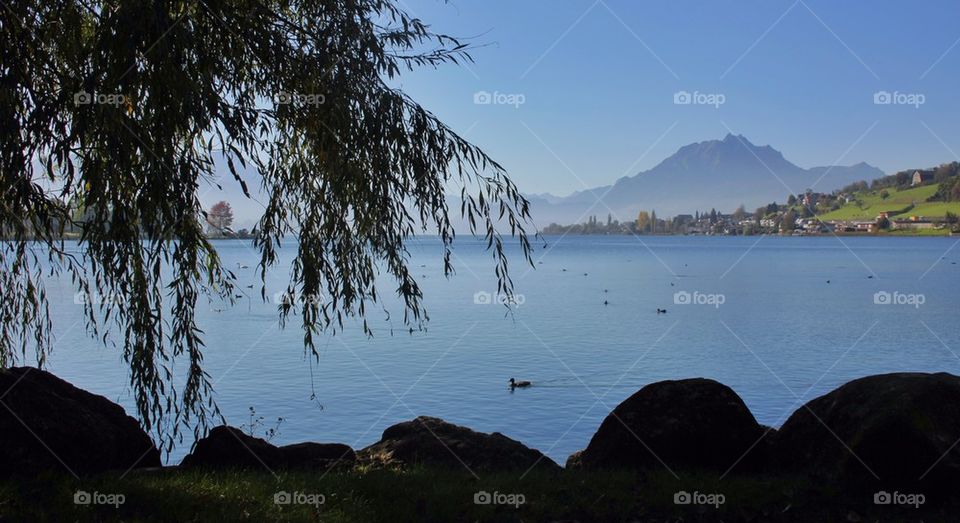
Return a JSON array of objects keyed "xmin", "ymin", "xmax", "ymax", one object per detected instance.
[{"xmin": 44, "ymin": 236, "xmax": 960, "ymax": 464}]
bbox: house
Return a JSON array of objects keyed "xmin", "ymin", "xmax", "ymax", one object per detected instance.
[
  {"xmin": 893, "ymin": 216, "xmax": 937, "ymax": 230},
  {"xmin": 912, "ymin": 171, "xmax": 934, "ymax": 186}
]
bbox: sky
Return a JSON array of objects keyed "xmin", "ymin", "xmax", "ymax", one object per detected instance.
[
  {"xmin": 390, "ymin": 0, "xmax": 960, "ymax": 198},
  {"xmin": 201, "ymin": 0, "xmax": 960, "ymax": 228}
]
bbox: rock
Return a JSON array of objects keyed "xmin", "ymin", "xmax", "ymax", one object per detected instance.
[
  {"xmin": 279, "ymin": 442, "xmax": 356, "ymax": 470},
  {"xmin": 359, "ymin": 416, "xmax": 560, "ymax": 473},
  {"xmin": 775, "ymin": 372, "xmax": 960, "ymax": 496},
  {"xmin": 180, "ymin": 426, "xmax": 356, "ymax": 471},
  {"xmin": 0, "ymin": 366, "xmax": 160, "ymax": 476},
  {"xmin": 180, "ymin": 426, "xmax": 283, "ymax": 470},
  {"xmin": 565, "ymin": 450, "xmax": 584, "ymax": 469},
  {"xmin": 578, "ymin": 378, "xmax": 767, "ymax": 473}
]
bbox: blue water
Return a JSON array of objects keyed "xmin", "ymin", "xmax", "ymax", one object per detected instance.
[{"xmin": 38, "ymin": 235, "xmax": 960, "ymax": 465}]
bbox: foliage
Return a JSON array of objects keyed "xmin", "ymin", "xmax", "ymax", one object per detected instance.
[
  {"xmin": 206, "ymin": 201, "xmax": 234, "ymax": 236},
  {"xmin": 0, "ymin": 0, "xmax": 533, "ymax": 452}
]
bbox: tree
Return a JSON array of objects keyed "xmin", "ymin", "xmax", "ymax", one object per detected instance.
[
  {"xmin": 782, "ymin": 210, "xmax": 797, "ymax": 232},
  {"xmin": 206, "ymin": 201, "xmax": 234, "ymax": 236},
  {"xmin": 732, "ymin": 204, "xmax": 747, "ymax": 222},
  {"xmin": 650, "ymin": 210, "xmax": 657, "ymax": 234},
  {"xmin": 787, "ymin": 194, "xmax": 797, "ymax": 206},
  {"xmin": 0, "ymin": 0, "xmax": 533, "ymax": 451},
  {"xmin": 636, "ymin": 211, "xmax": 650, "ymax": 233}
]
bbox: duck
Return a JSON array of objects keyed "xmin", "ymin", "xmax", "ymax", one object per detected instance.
[
  {"xmin": 509, "ymin": 378, "xmax": 531, "ymax": 389},
  {"xmin": 236, "ymin": 262, "xmax": 249, "ymax": 269},
  {"xmin": 656, "ymin": 308, "xmax": 667, "ymax": 314}
]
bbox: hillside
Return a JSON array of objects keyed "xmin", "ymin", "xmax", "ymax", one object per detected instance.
[{"xmin": 818, "ymin": 184, "xmax": 960, "ymax": 220}]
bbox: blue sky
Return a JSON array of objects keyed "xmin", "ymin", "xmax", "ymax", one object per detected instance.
[{"xmin": 394, "ymin": 0, "xmax": 960, "ymax": 197}]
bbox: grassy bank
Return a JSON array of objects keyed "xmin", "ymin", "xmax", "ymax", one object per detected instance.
[
  {"xmin": 1, "ymin": 468, "xmax": 955, "ymax": 522},
  {"xmin": 819, "ymin": 184, "xmax": 958, "ymax": 221}
]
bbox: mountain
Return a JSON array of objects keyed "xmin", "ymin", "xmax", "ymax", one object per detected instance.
[{"xmin": 526, "ymin": 134, "xmax": 884, "ymax": 225}]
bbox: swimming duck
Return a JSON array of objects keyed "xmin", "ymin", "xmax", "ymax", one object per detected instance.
[{"xmin": 509, "ymin": 378, "xmax": 531, "ymax": 389}]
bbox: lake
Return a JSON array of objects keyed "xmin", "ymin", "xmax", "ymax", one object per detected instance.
[{"xmin": 41, "ymin": 235, "xmax": 960, "ymax": 465}]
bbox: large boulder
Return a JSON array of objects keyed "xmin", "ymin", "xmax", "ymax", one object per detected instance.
[
  {"xmin": 578, "ymin": 378, "xmax": 767, "ymax": 473},
  {"xmin": 0, "ymin": 366, "xmax": 160, "ymax": 476},
  {"xmin": 180, "ymin": 426, "xmax": 282, "ymax": 469},
  {"xmin": 775, "ymin": 372, "xmax": 960, "ymax": 497},
  {"xmin": 180, "ymin": 426, "xmax": 355, "ymax": 471},
  {"xmin": 359, "ymin": 416, "xmax": 560, "ymax": 473}
]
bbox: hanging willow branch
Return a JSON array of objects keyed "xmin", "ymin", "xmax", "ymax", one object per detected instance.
[{"xmin": 0, "ymin": 0, "xmax": 535, "ymax": 453}]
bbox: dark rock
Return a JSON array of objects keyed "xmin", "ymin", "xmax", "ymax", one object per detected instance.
[
  {"xmin": 565, "ymin": 450, "xmax": 584, "ymax": 469},
  {"xmin": 279, "ymin": 442, "xmax": 356, "ymax": 470},
  {"xmin": 180, "ymin": 426, "xmax": 356, "ymax": 471},
  {"xmin": 775, "ymin": 372, "xmax": 960, "ymax": 497},
  {"xmin": 0, "ymin": 366, "xmax": 160, "ymax": 476},
  {"xmin": 359, "ymin": 416, "xmax": 560, "ymax": 473},
  {"xmin": 180, "ymin": 426, "xmax": 282, "ymax": 470},
  {"xmin": 578, "ymin": 378, "xmax": 767, "ymax": 473}
]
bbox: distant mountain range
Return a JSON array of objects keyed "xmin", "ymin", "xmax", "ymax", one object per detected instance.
[{"xmin": 525, "ymin": 134, "xmax": 884, "ymax": 225}]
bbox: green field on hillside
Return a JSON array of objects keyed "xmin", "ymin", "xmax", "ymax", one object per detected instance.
[{"xmin": 818, "ymin": 184, "xmax": 958, "ymax": 220}]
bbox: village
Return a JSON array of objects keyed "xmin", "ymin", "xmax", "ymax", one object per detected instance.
[{"xmin": 542, "ymin": 167, "xmax": 960, "ymax": 236}]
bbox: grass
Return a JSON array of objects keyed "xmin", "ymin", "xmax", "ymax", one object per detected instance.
[
  {"xmin": 818, "ymin": 184, "xmax": 956, "ymax": 221},
  {"xmin": 1, "ymin": 468, "xmax": 957, "ymax": 522},
  {"xmin": 882, "ymin": 228, "xmax": 954, "ymax": 236}
]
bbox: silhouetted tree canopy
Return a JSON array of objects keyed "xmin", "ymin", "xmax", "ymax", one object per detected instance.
[{"xmin": 0, "ymin": 0, "xmax": 534, "ymax": 452}]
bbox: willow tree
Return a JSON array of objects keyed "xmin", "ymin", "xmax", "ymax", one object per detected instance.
[{"xmin": 0, "ymin": 0, "xmax": 533, "ymax": 452}]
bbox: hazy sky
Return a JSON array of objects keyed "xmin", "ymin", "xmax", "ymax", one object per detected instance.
[
  {"xmin": 203, "ymin": 0, "xmax": 960, "ymax": 228},
  {"xmin": 392, "ymin": 0, "xmax": 960, "ymax": 197}
]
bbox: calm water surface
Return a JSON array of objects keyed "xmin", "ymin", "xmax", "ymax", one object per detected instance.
[{"xmin": 41, "ymin": 235, "xmax": 960, "ymax": 464}]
